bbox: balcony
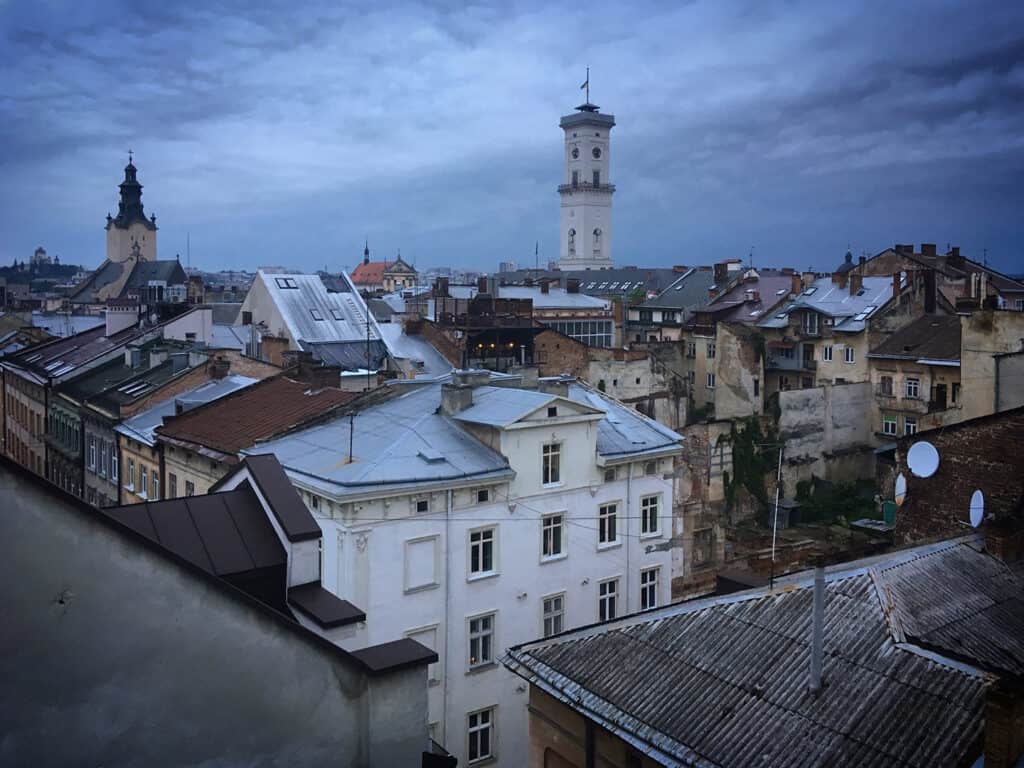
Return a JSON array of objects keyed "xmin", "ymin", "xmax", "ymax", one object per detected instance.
[
  {"xmin": 558, "ymin": 181, "xmax": 616, "ymax": 195},
  {"xmin": 766, "ymin": 354, "xmax": 817, "ymax": 372}
]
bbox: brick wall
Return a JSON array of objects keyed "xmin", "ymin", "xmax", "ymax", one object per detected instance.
[
  {"xmin": 894, "ymin": 407, "xmax": 1024, "ymax": 544},
  {"xmin": 534, "ymin": 329, "xmax": 588, "ymax": 378},
  {"xmin": 414, "ymin": 321, "xmax": 463, "ymax": 368}
]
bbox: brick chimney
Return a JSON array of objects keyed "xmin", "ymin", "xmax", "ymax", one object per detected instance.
[
  {"xmin": 713, "ymin": 262, "xmax": 729, "ymax": 285},
  {"xmin": 440, "ymin": 369, "xmax": 489, "ymax": 415},
  {"xmin": 920, "ymin": 243, "xmax": 937, "ymax": 257},
  {"xmin": 791, "ymin": 274, "xmax": 802, "ymax": 297},
  {"xmin": 849, "ymin": 273, "xmax": 863, "ymax": 295},
  {"xmin": 477, "ymin": 276, "xmax": 488, "ymax": 293},
  {"xmin": 433, "ymin": 277, "xmax": 450, "ymax": 298},
  {"xmin": 541, "ymin": 280, "xmax": 550, "ymax": 295},
  {"xmin": 208, "ymin": 355, "xmax": 231, "ymax": 380}
]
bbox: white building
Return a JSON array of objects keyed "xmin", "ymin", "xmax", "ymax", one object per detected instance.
[
  {"xmin": 247, "ymin": 371, "xmax": 683, "ymax": 767},
  {"xmin": 558, "ymin": 100, "xmax": 616, "ymax": 270}
]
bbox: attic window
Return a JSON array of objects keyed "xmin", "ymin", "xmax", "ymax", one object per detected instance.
[
  {"xmin": 330, "ymin": 308, "xmax": 344, "ymax": 321},
  {"xmin": 415, "ymin": 498, "xmax": 430, "ymax": 514},
  {"xmin": 477, "ymin": 489, "xmax": 490, "ymax": 503},
  {"xmin": 310, "ymin": 309, "xmax": 325, "ymax": 321},
  {"xmin": 547, "ymin": 406, "xmax": 558, "ymax": 418}
]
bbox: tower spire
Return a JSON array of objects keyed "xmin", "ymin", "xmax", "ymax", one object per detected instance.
[{"xmin": 363, "ymin": 238, "xmax": 370, "ymax": 265}]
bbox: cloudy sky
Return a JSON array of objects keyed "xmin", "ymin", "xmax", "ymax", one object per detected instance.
[{"xmin": 2, "ymin": 0, "xmax": 1022, "ymax": 275}]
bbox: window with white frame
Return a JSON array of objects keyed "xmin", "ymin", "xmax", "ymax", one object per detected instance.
[
  {"xmin": 844, "ymin": 346, "xmax": 855, "ymax": 364},
  {"xmin": 542, "ymin": 594, "xmax": 564, "ymax": 638},
  {"xmin": 706, "ymin": 372, "xmax": 716, "ymax": 389},
  {"xmin": 598, "ymin": 503, "xmax": 618, "ymax": 546},
  {"xmin": 904, "ymin": 417, "xmax": 918, "ymax": 435},
  {"xmin": 467, "ymin": 708, "xmax": 494, "ymax": 764},
  {"xmin": 469, "ymin": 528, "xmax": 496, "ymax": 577},
  {"xmin": 87, "ymin": 436, "xmax": 96, "ymax": 470},
  {"xmin": 126, "ymin": 458, "xmax": 135, "ymax": 490},
  {"xmin": 598, "ymin": 578, "xmax": 618, "ymax": 621},
  {"xmin": 707, "ymin": 340, "xmax": 716, "ymax": 359},
  {"xmin": 905, "ymin": 377, "xmax": 920, "ymax": 399},
  {"xmin": 804, "ymin": 312, "xmax": 819, "ymax": 335},
  {"xmin": 139, "ymin": 465, "xmax": 148, "ymax": 497},
  {"xmin": 823, "ymin": 345, "xmax": 833, "ymax": 362},
  {"xmin": 640, "ymin": 494, "xmax": 660, "ymax": 536},
  {"xmin": 542, "ymin": 442, "xmax": 561, "ymax": 485},
  {"xmin": 882, "ymin": 414, "xmax": 898, "ymax": 435},
  {"xmin": 111, "ymin": 446, "xmax": 118, "ymax": 482},
  {"xmin": 151, "ymin": 474, "xmax": 159, "ymax": 501},
  {"xmin": 541, "ymin": 514, "xmax": 564, "ymax": 559},
  {"xmin": 468, "ymin": 613, "xmax": 494, "ymax": 668},
  {"xmin": 641, "ymin": 567, "xmax": 660, "ymax": 610}
]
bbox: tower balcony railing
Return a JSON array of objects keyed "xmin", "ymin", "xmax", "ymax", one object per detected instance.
[{"xmin": 558, "ymin": 181, "xmax": 616, "ymax": 194}]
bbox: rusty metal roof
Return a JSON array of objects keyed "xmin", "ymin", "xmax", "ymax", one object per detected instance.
[{"xmin": 505, "ymin": 537, "xmax": 1009, "ymax": 767}]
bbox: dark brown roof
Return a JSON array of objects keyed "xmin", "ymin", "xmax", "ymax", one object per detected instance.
[
  {"xmin": 350, "ymin": 638, "xmax": 439, "ymax": 676},
  {"xmin": 288, "ymin": 583, "xmax": 365, "ymax": 628},
  {"xmin": 155, "ymin": 374, "xmax": 356, "ymax": 456},
  {"xmin": 869, "ymin": 314, "xmax": 961, "ymax": 361},
  {"xmin": 104, "ymin": 484, "xmax": 285, "ymax": 576},
  {"xmin": 235, "ymin": 455, "xmax": 322, "ymax": 542}
]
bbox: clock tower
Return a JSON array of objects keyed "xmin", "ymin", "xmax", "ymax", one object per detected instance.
[{"xmin": 558, "ymin": 98, "xmax": 615, "ymax": 270}]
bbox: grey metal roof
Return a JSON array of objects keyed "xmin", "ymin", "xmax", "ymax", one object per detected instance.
[
  {"xmin": 377, "ymin": 324, "xmax": 452, "ymax": 376},
  {"xmin": 758, "ymin": 276, "xmax": 893, "ymax": 332},
  {"xmin": 638, "ymin": 269, "xmax": 717, "ymax": 312},
  {"xmin": 452, "ymin": 386, "xmax": 567, "ymax": 427},
  {"xmin": 438, "ymin": 284, "xmax": 608, "ymax": 310},
  {"xmin": 123, "ymin": 260, "xmax": 187, "ymax": 291},
  {"xmin": 498, "ymin": 268, "xmax": 686, "ymax": 297},
  {"xmin": 255, "ymin": 269, "xmax": 383, "ymax": 345},
  {"xmin": 304, "ymin": 339, "xmax": 389, "ymax": 370},
  {"xmin": 30, "ymin": 311, "xmax": 104, "ymax": 337},
  {"xmin": 116, "ymin": 374, "xmax": 258, "ymax": 446},
  {"xmin": 570, "ymin": 383, "xmax": 683, "ymax": 458},
  {"xmin": 208, "ymin": 323, "xmax": 249, "ymax": 351},
  {"xmin": 505, "ymin": 537, "xmax": 1001, "ymax": 768}
]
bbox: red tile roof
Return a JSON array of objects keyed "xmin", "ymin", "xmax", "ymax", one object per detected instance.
[
  {"xmin": 350, "ymin": 261, "xmax": 393, "ymax": 286},
  {"xmin": 155, "ymin": 374, "xmax": 357, "ymax": 456}
]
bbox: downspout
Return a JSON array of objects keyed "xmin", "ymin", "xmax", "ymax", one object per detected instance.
[
  {"xmin": 444, "ymin": 486, "xmax": 453, "ymax": 744},
  {"xmin": 625, "ymin": 462, "xmax": 632, "ymax": 613}
]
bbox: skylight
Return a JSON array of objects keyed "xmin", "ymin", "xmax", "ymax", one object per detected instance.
[
  {"xmin": 802, "ymin": 287, "xmax": 817, "ymax": 295},
  {"xmin": 330, "ymin": 308, "xmax": 345, "ymax": 321},
  {"xmin": 310, "ymin": 308, "xmax": 325, "ymax": 321},
  {"xmin": 275, "ymin": 277, "xmax": 298, "ymax": 289}
]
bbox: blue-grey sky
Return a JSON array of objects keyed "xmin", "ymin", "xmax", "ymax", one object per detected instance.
[{"xmin": 2, "ymin": 0, "xmax": 1022, "ymax": 275}]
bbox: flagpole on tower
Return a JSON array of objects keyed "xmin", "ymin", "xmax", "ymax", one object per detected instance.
[{"xmin": 584, "ymin": 67, "xmax": 590, "ymax": 104}]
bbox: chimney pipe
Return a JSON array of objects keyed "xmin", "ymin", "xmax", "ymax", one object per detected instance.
[
  {"xmin": 809, "ymin": 559, "xmax": 825, "ymax": 694},
  {"xmin": 892, "ymin": 272, "xmax": 901, "ymax": 300}
]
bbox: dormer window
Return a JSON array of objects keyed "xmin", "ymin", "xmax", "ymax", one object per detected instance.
[{"xmin": 803, "ymin": 312, "xmax": 819, "ymax": 335}]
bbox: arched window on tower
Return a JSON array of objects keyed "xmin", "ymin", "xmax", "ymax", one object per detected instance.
[
  {"xmin": 568, "ymin": 228, "xmax": 576, "ymax": 255},
  {"xmin": 593, "ymin": 228, "xmax": 602, "ymax": 256}
]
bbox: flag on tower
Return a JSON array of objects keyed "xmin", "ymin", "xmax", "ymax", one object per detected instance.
[{"xmin": 580, "ymin": 77, "xmax": 588, "ymax": 90}]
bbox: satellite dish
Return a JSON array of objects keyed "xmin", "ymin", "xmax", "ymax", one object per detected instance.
[
  {"xmin": 907, "ymin": 441, "xmax": 940, "ymax": 478},
  {"xmin": 894, "ymin": 473, "xmax": 907, "ymax": 507},
  {"xmin": 970, "ymin": 490, "xmax": 984, "ymax": 528}
]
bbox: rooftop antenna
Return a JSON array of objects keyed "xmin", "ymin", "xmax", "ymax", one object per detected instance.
[
  {"xmin": 983, "ymin": 247, "xmax": 988, "ymax": 267},
  {"xmin": 535, "ymin": 240, "xmax": 539, "ymax": 271},
  {"xmin": 187, "ymin": 232, "xmax": 191, "ymax": 270}
]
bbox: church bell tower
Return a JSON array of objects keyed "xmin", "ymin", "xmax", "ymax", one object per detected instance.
[{"xmin": 105, "ymin": 154, "xmax": 158, "ymax": 265}]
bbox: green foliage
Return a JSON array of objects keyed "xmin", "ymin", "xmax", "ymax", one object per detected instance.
[
  {"xmin": 795, "ymin": 478, "xmax": 878, "ymax": 524},
  {"xmin": 627, "ymin": 286, "xmax": 647, "ymax": 305},
  {"xmin": 765, "ymin": 391, "xmax": 781, "ymax": 423},
  {"xmin": 718, "ymin": 416, "xmax": 779, "ymax": 510}
]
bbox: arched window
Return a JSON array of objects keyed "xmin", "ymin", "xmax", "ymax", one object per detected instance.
[
  {"xmin": 568, "ymin": 228, "xmax": 576, "ymax": 254},
  {"xmin": 593, "ymin": 228, "xmax": 602, "ymax": 254}
]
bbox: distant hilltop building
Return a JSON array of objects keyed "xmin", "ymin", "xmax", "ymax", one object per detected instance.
[
  {"xmin": 558, "ymin": 93, "xmax": 615, "ymax": 270},
  {"xmin": 31, "ymin": 247, "xmax": 53, "ymax": 266}
]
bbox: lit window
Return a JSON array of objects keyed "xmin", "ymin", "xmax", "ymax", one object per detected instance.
[
  {"xmin": 599, "ymin": 503, "xmax": 618, "ymax": 546},
  {"xmin": 641, "ymin": 495, "xmax": 660, "ymax": 536},
  {"xmin": 598, "ymin": 578, "xmax": 618, "ymax": 621},
  {"xmin": 467, "ymin": 708, "xmax": 494, "ymax": 764},
  {"xmin": 542, "ymin": 594, "xmax": 564, "ymax": 638},
  {"xmin": 542, "ymin": 514, "xmax": 564, "ymax": 559},
  {"xmin": 468, "ymin": 614, "xmax": 495, "ymax": 668},
  {"xmin": 542, "ymin": 442, "xmax": 561, "ymax": 485},
  {"xmin": 904, "ymin": 417, "xmax": 918, "ymax": 436},
  {"xmin": 883, "ymin": 415, "xmax": 897, "ymax": 435},
  {"xmin": 469, "ymin": 528, "xmax": 495, "ymax": 577},
  {"xmin": 641, "ymin": 567, "xmax": 660, "ymax": 610},
  {"xmin": 905, "ymin": 378, "xmax": 920, "ymax": 399}
]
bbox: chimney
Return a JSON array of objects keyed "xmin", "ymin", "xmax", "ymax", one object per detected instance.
[
  {"xmin": 923, "ymin": 269, "xmax": 936, "ymax": 313},
  {"xmin": 892, "ymin": 272, "xmax": 902, "ymax": 300},
  {"xmin": 538, "ymin": 375, "xmax": 571, "ymax": 398},
  {"xmin": 541, "ymin": 280, "xmax": 550, "ymax": 295},
  {"xmin": 858, "ymin": 255, "xmax": 866, "ymax": 268},
  {"xmin": 791, "ymin": 274, "xmax": 802, "ymax": 297},
  {"xmin": 440, "ymin": 369, "xmax": 489, "ymax": 415},
  {"xmin": 713, "ymin": 262, "xmax": 729, "ymax": 285},
  {"xmin": 566, "ymin": 278, "xmax": 580, "ymax": 294},
  {"xmin": 209, "ymin": 355, "xmax": 231, "ymax": 380},
  {"xmin": 477, "ymin": 276, "xmax": 488, "ymax": 294},
  {"xmin": 801, "ymin": 272, "xmax": 816, "ymax": 291},
  {"xmin": 124, "ymin": 344, "xmax": 142, "ymax": 369},
  {"xmin": 833, "ymin": 271, "xmax": 847, "ymax": 288},
  {"xmin": 984, "ymin": 684, "xmax": 1024, "ymax": 768},
  {"xmin": 848, "ymin": 273, "xmax": 863, "ymax": 295},
  {"xmin": 809, "ymin": 559, "xmax": 826, "ymax": 694},
  {"xmin": 921, "ymin": 243, "xmax": 936, "ymax": 257}
]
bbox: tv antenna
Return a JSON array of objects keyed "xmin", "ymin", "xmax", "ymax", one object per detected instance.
[{"xmin": 906, "ymin": 441, "xmax": 939, "ymax": 478}]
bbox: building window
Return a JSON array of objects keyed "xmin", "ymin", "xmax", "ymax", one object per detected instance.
[
  {"xmin": 844, "ymin": 346, "xmax": 855, "ymax": 364},
  {"xmin": 592, "ymin": 170, "xmax": 600, "ymax": 186},
  {"xmin": 416, "ymin": 498, "xmax": 430, "ymax": 514},
  {"xmin": 111, "ymin": 446, "xmax": 118, "ymax": 482},
  {"xmin": 641, "ymin": 567, "xmax": 660, "ymax": 610},
  {"xmin": 151, "ymin": 474, "xmax": 159, "ymax": 501},
  {"xmin": 707, "ymin": 341, "xmax": 716, "ymax": 358},
  {"xmin": 467, "ymin": 708, "xmax": 494, "ymax": 764},
  {"xmin": 904, "ymin": 417, "xmax": 918, "ymax": 436},
  {"xmin": 641, "ymin": 495, "xmax": 660, "ymax": 536},
  {"xmin": 185, "ymin": 480, "xmax": 195, "ymax": 497},
  {"xmin": 571, "ymin": 170, "xmax": 579, "ymax": 187},
  {"xmin": 878, "ymin": 376, "xmax": 893, "ymax": 396},
  {"xmin": 803, "ymin": 312, "xmax": 819, "ymax": 335},
  {"xmin": 546, "ymin": 406, "xmax": 557, "ymax": 418},
  {"xmin": 603, "ymin": 467, "xmax": 616, "ymax": 482},
  {"xmin": 706, "ymin": 372, "xmax": 716, "ymax": 389},
  {"xmin": 310, "ymin": 494, "xmax": 320, "ymax": 511},
  {"xmin": 169, "ymin": 473, "xmax": 178, "ymax": 498},
  {"xmin": 686, "ymin": 341, "xmax": 696, "ymax": 358},
  {"xmin": 823, "ymin": 345, "xmax": 833, "ymax": 362},
  {"xmin": 542, "ymin": 442, "xmax": 561, "ymax": 485},
  {"xmin": 753, "ymin": 378, "xmax": 760, "ymax": 397},
  {"xmin": 644, "ymin": 460, "xmax": 657, "ymax": 476},
  {"xmin": 476, "ymin": 488, "xmax": 489, "ymax": 503},
  {"xmin": 882, "ymin": 414, "xmax": 898, "ymax": 436},
  {"xmin": 469, "ymin": 528, "xmax": 495, "ymax": 577},
  {"xmin": 541, "ymin": 514, "xmax": 564, "ymax": 559},
  {"xmin": 543, "ymin": 594, "xmax": 565, "ymax": 638},
  {"xmin": 905, "ymin": 377, "xmax": 920, "ymax": 399},
  {"xmin": 598, "ymin": 578, "xmax": 618, "ymax": 621},
  {"xmin": 468, "ymin": 614, "xmax": 495, "ymax": 669},
  {"xmin": 126, "ymin": 458, "xmax": 135, "ymax": 490},
  {"xmin": 139, "ymin": 465, "xmax": 148, "ymax": 497},
  {"xmin": 952, "ymin": 382, "xmax": 961, "ymax": 403},
  {"xmin": 599, "ymin": 503, "xmax": 618, "ymax": 546},
  {"xmin": 87, "ymin": 436, "xmax": 96, "ymax": 470}
]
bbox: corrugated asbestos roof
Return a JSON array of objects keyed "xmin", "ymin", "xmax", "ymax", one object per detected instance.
[
  {"xmin": 256, "ymin": 269, "xmax": 382, "ymax": 345},
  {"xmin": 505, "ymin": 538, "xmax": 1008, "ymax": 768}
]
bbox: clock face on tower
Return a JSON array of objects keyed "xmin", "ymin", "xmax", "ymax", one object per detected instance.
[
  {"xmin": 571, "ymin": 147, "xmax": 579, "ymax": 159},
  {"xmin": 592, "ymin": 147, "xmax": 602, "ymax": 159}
]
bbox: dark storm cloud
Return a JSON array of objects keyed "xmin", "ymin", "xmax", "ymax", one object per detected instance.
[{"xmin": 0, "ymin": 0, "xmax": 1022, "ymax": 273}]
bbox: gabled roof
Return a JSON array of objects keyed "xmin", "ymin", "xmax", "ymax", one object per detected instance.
[
  {"xmin": 637, "ymin": 268, "xmax": 717, "ymax": 312},
  {"xmin": 350, "ymin": 261, "xmax": 392, "ymax": 285},
  {"xmin": 868, "ymin": 315, "xmax": 961, "ymax": 362},
  {"xmin": 155, "ymin": 374, "xmax": 358, "ymax": 457},
  {"xmin": 4, "ymin": 323, "xmax": 143, "ymax": 382},
  {"xmin": 122, "ymin": 260, "xmax": 187, "ymax": 292},
  {"xmin": 452, "ymin": 386, "xmax": 603, "ymax": 428},
  {"xmin": 759, "ymin": 275, "xmax": 894, "ymax": 332},
  {"xmin": 691, "ymin": 272, "xmax": 795, "ymax": 325},
  {"xmin": 505, "ymin": 537, "xmax": 1012, "ymax": 768}
]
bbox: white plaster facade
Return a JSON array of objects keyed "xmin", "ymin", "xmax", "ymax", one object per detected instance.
[
  {"xmin": 558, "ymin": 107, "xmax": 615, "ymax": 270},
  {"xmin": 250, "ymin": 378, "xmax": 683, "ymax": 766}
]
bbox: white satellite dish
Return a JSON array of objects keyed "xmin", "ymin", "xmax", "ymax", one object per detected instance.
[
  {"xmin": 907, "ymin": 441, "xmax": 940, "ymax": 478},
  {"xmin": 894, "ymin": 473, "xmax": 907, "ymax": 507},
  {"xmin": 970, "ymin": 490, "xmax": 984, "ymax": 528}
]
